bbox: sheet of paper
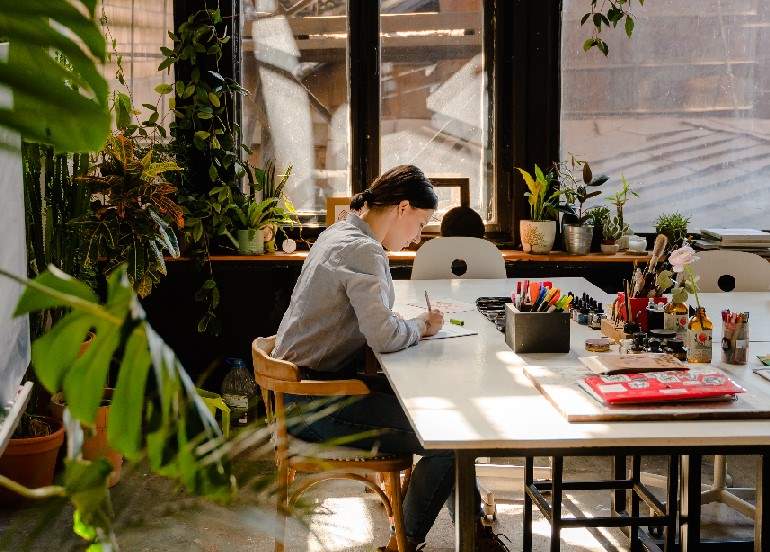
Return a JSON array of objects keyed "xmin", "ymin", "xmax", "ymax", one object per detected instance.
[
  {"xmin": 407, "ymin": 297, "xmax": 476, "ymax": 314},
  {"xmin": 421, "ymin": 325, "xmax": 478, "ymax": 340}
]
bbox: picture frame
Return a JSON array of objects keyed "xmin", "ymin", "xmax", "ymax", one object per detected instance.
[{"xmin": 325, "ymin": 197, "xmax": 353, "ymax": 226}]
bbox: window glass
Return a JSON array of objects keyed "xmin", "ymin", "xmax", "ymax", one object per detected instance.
[
  {"xmin": 561, "ymin": 0, "xmax": 770, "ymax": 231},
  {"xmin": 241, "ymin": 0, "xmax": 350, "ymax": 219},
  {"xmin": 102, "ymin": 0, "xmax": 174, "ymax": 126},
  {"xmin": 380, "ymin": 0, "xmax": 493, "ymax": 223}
]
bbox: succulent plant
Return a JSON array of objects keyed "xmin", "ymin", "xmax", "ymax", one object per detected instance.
[{"xmin": 602, "ymin": 215, "xmax": 629, "ymax": 243}]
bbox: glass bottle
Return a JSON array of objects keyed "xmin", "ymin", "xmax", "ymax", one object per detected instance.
[
  {"xmin": 664, "ymin": 301, "xmax": 689, "ymax": 339},
  {"xmin": 221, "ymin": 357, "xmax": 258, "ymax": 427},
  {"xmin": 686, "ymin": 307, "xmax": 713, "ymax": 363}
]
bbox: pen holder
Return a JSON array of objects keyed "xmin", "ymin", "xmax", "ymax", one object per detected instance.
[
  {"xmin": 615, "ymin": 293, "xmax": 667, "ymax": 332},
  {"xmin": 721, "ymin": 316, "xmax": 749, "ymax": 365},
  {"xmin": 505, "ymin": 304, "xmax": 570, "ymax": 353}
]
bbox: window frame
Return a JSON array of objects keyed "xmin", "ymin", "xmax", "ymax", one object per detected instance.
[{"xmin": 175, "ymin": 0, "xmax": 566, "ymax": 244}]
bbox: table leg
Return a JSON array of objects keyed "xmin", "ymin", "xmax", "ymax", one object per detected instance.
[
  {"xmin": 756, "ymin": 451, "xmax": 769, "ymax": 552},
  {"xmin": 524, "ymin": 456, "xmax": 533, "ymax": 552},
  {"xmin": 630, "ymin": 455, "xmax": 641, "ymax": 551},
  {"xmin": 550, "ymin": 455, "xmax": 563, "ymax": 552},
  {"xmin": 612, "ymin": 455, "xmax": 627, "ymax": 518},
  {"xmin": 680, "ymin": 454, "xmax": 701, "ymax": 552},
  {"xmin": 455, "ymin": 451, "xmax": 476, "ymax": 552},
  {"xmin": 664, "ymin": 454, "xmax": 678, "ymax": 552}
]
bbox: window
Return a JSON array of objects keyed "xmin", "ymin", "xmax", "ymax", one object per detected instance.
[
  {"xmin": 380, "ymin": 0, "xmax": 494, "ymax": 223},
  {"xmin": 561, "ymin": 0, "xmax": 770, "ymax": 231},
  {"xmin": 240, "ymin": 0, "xmax": 351, "ymax": 221},
  {"xmin": 102, "ymin": 0, "xmax": 174, "ymax": 123}
]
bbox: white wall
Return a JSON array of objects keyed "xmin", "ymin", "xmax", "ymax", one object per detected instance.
[{"xmin": 0, "ymin": 42, "xmax": 30, "ymax": 406}]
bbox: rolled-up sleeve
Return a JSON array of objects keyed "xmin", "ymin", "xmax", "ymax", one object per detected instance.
[{"xmin": 337, "ymin": 243, "xmax": 423, "ymax": 353}]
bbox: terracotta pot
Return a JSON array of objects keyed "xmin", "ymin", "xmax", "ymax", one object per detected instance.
[
  {"xmin": 520, "ymin": 220, "xmax": 556, "ymax": 254},
  {"xmin": 50, "ymin": 389, "xmax": 123, "ymax": 488},
  {"xmin": 601, "ymin": 242, "xmax": 619, "ymax": 254},
  {"xmin": 0, "ymin": 417, "xmax": 64, "ymax": 506}
]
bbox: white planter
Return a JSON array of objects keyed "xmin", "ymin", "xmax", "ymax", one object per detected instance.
[
  {"xmin": 237, "ymin": 228, "xmax": 265, "ymax": 255},
  {"xmin": 520, "ymin": 220, "xmax": 556, "ymax": 254},
  {"xmin": 601, "ymin": 243, "xmax": 620, "ymax": 255}
]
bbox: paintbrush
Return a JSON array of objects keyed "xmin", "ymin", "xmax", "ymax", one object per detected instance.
[{"xmin": 636, "ymin": 234, "xmax": 668, "ymax": 296}]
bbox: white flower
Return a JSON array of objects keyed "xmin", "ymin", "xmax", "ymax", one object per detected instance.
[{"xmin": 668, "ymin": 244, "xmax": 699, "ymax": 273}]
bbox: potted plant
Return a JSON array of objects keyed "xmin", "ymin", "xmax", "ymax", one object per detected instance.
[
  {"xmin": 257, "ymin": 161, "xmax": 294, "ymax": 252},
  {"xmin": 516, "ymin": 164, "xmax": 561, "ymax": 254},
  {"xmin": 224, "ymin": 194, "xmax": 298, "ymax": 255},
  {"xmin": 587, "ymin": 205, "xmax": 611, "ymax": 252},
  {"xmin": 605, "ymin": 175, "xmax": 638, "ymax": 250},
  {"xmin": 655, "ymin": 212, "xmax": 690, "ymax": 252},
  {"xmin": 551, "ymin": 156, "xmax": 608, "ymax": 255},
  {"xmin": 0, "ymin": 415, "xmax": 64, "ymax": 506},
  {"xmin": 601, "ymin": 215, "xmax": 628, "ymax": 254},
  {"xmin": 73, "ymin": 132, "xmax": 184, "ymax": 297}
]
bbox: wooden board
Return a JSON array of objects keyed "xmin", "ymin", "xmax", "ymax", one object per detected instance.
[{"xmin": 523, "ymin": 364, "xmax": 770, "ymax": 423}]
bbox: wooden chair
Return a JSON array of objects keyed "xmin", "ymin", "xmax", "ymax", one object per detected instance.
[{"xmin": 252, "ymin": 337, "xmax": 413, "ymax": 552}]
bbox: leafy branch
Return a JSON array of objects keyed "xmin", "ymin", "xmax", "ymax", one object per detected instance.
[{"xmin": 581, "ymin": 0, "xmax": 644, "ymax": 56}]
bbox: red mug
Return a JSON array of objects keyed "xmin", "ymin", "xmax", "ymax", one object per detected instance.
[{"xmin": 615, "ymin": 293, "xmax": 667, "ymax": 332}]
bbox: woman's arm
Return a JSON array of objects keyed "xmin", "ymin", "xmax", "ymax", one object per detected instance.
[{"xmin": 338, "ymin": 244, "xmax": 426, "ymax": 353}]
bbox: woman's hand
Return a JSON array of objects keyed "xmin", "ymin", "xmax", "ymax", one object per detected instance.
[{"xmin": 418, "ymin": 309, "xmax": 444, "ymax": 337}]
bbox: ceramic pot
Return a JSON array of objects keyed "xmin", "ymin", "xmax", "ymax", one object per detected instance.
[
  {"xmin": 0, "ymin": 417, "xmax": 64, "ymax": 506},
  {"xmin": 563, "ymin": 224, "xmax": 594, "ymax": 255},
  {"xmin": 50, "ymin": 389, "xmax": 123, "ymax": 488},
  {"xmin": 601, "ymin": 242, "xmax": 620, "ymax": 254},
  {"xmin": 520, "ymin": 220, "xmax": 556, "ymax": 254},
  {"xmin": 237, "ymin": 228, "xmax": 264, "ymax": 255}
]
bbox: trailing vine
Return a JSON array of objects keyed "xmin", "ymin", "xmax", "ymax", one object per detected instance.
[
  {"xmin": 581, "ymin": 0, "xmax": 644, "ymax": 56},
  {"xmin": 157, "ymin": 7, "xmax": 254, "ymax": 335}
]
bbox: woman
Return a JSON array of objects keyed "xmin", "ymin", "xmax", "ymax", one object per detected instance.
[{"xmin": 273, "ymin": 165, "xmax": 508, "ymax": 551}]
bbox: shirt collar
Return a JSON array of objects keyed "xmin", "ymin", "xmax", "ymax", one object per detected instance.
[{"xmin": 346, "ymin": 212, "xmax": 378, "ymax": 241}]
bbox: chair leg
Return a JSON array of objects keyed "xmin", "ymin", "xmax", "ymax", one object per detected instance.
[
  {"xmin": 385, "ymin": 471, "xmax": 408, "ymax": 552},
  {"xmin": 401, "ymin": 467, "xmax": 412, "ymax": 497},
  {"xmin": 275, "ymin": 458, "xmax": 288, "ymax": 552}
]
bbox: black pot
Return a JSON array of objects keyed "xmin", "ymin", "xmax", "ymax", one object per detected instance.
[{"xmin": 591, "ymin": 223, "xmax": 603, "ymax": 253}]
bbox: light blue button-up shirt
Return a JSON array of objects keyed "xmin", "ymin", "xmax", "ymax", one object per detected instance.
[{"xmin": 273, "ymin": 213, "xmax": 425, "ymax": 372}]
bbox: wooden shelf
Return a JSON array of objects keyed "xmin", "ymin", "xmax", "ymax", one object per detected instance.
[{"xmin": 167, "ymin": 250, "xmax": 651, "ymax": 264}]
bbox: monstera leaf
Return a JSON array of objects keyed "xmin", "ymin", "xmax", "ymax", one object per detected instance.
[{"xmin": 0, "ymin": 0, "xmax": 110, "ymax": 151}]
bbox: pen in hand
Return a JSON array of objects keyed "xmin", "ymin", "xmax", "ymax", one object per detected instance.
[{"xmin": 424, "ymin": 290, "xmax": 432, "ymax": 312}]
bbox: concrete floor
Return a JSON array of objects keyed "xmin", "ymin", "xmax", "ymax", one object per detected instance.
[{"xmin": 0, "ymin": 454, "xmax": 759, "ymax": 551}]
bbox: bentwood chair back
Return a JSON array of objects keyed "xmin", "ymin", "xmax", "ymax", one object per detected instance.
[
  {"xmin": 251, "ymin": 336, "xmax": 412, "ymax": 552},
  {"xmin": 691, "ymin": 250, "xmax": 770, "ymax": 292}
]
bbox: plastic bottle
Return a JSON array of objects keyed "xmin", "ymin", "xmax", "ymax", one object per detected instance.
[{"xmin": 221, "ymin": 357, "xmax": 258, "ymax": 427}]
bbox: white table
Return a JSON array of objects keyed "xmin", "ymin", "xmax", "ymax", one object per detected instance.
[{"xmin": 376, "ymin": 278, "xmax": 770, "ymax": 552}]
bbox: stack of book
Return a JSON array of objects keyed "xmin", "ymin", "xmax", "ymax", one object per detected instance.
[
  {"xmin": 693, "ymin": 228, "xmax": 770, "ymax": 257},
  {"xmin": 579, "ymin": 354, "xmax": 744, "ymax": 405}
]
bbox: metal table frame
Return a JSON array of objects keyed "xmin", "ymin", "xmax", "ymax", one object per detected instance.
[{"xmin": 454, "ymin": 446, "xmax": 770, "ymax": 552}]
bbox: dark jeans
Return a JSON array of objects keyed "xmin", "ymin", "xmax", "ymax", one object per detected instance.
[{"xmin": 286, "ymin": 373, "xmax": 480, "ymax": 545}]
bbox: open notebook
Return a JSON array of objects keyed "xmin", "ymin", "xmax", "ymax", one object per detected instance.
[{"xmin": 422, "ymin": 325, "xmax": 478, "ymax": 340}]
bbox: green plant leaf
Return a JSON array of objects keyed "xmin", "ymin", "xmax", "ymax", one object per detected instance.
[
  {"xmin": 625, "ymin": 15, "xmax": 635, "ymax": 37},
  {"xmin": 14, "ymin": 265, "xmax": 98, "ymax": 316},
  {"xmin": 31, "ymin": 311, "xmax": 92, "ymax": 392},
  {"xmin": 0, "ymin": 2, "xmax": 110, "ymax": 151},
  {"xmin": 154, "ymin": 83, "xmax": 173, "ymax": 94},
  {"xmin": 108, "ymin": 329, "xmax": 151, "ymax": 459}
]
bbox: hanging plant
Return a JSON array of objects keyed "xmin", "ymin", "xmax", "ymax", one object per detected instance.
[
  {"xmin": 581, "ymin": 0, "xmax": 644, "ymax": 56},
  {"xmin": 155, "ymin": 7, "xmax": 256, "ymax": 335}
]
